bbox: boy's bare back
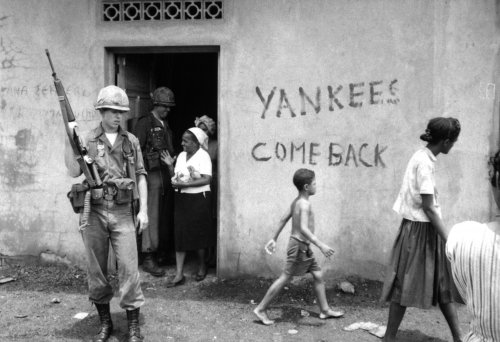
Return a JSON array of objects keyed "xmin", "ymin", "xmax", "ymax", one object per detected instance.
[{"xmin": 290, "ymin": 197, "xmax": 315, "ymax": 242}]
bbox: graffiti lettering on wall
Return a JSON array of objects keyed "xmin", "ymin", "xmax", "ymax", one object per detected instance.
[
  {"xmin": 3, "ymin": 104, "xmax": 97, "ymax": 123},
  {"xmin": 256, "ymin": 79, "xmax": 399, "ymax": 119},
  {"xmin": 0, "ymin": 83, "xmax": 92, "ymax": 98},
  {"xmin": 251, "ymin": 141, "xmax": 387, "ymax": 167}
]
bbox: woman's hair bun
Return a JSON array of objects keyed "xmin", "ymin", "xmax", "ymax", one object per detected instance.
[
  {"xmin": 419, "ymin": 129, "xmax": 432, "ymax": 142},
  {"xmin": 420, "ymin": 117, "xmax": 460, "ymax": 143}
]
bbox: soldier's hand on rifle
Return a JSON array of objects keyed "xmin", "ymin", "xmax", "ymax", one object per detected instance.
[
  {"xmin": 160, "ymin": 150, "xmax": 176, "ymax": 166},
  {"xmin": 136, "ymin": 209, "xmax": 148, "ymax": 234},
  {"xmin": 68, "ymin": 122, "xmax": 78, "ymax": 134}
]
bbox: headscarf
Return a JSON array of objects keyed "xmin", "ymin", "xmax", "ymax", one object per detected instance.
[
  {"xmin": 194, "ymin": 115, "xmax": 216, "ymax": 136},
  {"xmin": 187, "ymin": 127, "xmax": 209, "ymax": 151}
]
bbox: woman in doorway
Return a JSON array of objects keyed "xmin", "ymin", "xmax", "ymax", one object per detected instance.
[
  {"xmin": 195, "ymin": 115, "xmax": 217, "ymax": 267},
  {"xmin": 161, "ymin": 127, "xmax": 213, "ymax": 287},
  {"xmin": 445, "ymin": 150, "xmax": 500, "ymax": 341},
  {"xmin": 380, "ymin": 117, "xmax": 463, "ymax": 342},
  {"xmin": 195, "ymin": 115, "xmax": 217, "ymax": 161}
]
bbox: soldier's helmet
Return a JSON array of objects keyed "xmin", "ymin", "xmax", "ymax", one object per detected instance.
[
  {"xmin": 94, "ymin": 85, "xmax": 130, "ymax": 111},
  {"xmin": 151, "ymin": 87, "xmax": 175, "ymax": 107}
]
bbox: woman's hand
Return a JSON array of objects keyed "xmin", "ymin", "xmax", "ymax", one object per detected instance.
[
  {"xmin": 171, "ymin": 174, "xmax": 211, "ymax": 189},
  {"xmin": 161, "ymin": 150, "xmax": 176, "ymax": 166},
  {"xmin": 171, "ymin": 178, "xmax": 189, "ymax": 189}
]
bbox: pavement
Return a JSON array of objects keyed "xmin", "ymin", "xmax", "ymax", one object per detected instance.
[{"xmin": 0, "ymin": 258, "xmax": 470, "ymax": 342}]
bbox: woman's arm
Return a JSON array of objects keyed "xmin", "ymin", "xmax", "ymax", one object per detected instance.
[
  {"xmin": 172, "ymin": 174, "xmax": 211, "ymax": 188},
  {"xmin": 422, "ymin": 194, "xmax": 450, "ymax": 240}
]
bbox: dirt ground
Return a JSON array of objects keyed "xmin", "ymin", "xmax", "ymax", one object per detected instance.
[{"xmin": 0, "ymin": 259, "xmax": 470, "ymax": 342}]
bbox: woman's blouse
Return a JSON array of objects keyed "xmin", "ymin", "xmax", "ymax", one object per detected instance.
[
  {"xmin": 446, "ymin": 221, "xmax": 500, "ymax": 342},
  {"xmin": 174, "ymin": 148, "xmax": 212, "ymax": 194},
  {"xmin": 392, "ymin": 147, "xmax": 441, "ymax": 222}
]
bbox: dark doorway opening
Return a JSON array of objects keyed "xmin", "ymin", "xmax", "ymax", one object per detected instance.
[
  {"xmin": 114, "ymin": 51, "xmax": 218, "ymax": 150},
  {"xmin": 110, "ymin": 48, "xmax": 219, "ymax": 274}
]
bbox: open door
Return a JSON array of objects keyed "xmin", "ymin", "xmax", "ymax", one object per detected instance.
[{"xmin": 115, "ymin": 55, "xmax": 153, "ymax": 131}]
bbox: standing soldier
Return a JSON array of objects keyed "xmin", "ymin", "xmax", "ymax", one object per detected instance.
[
  {"xmin": 133, "ymin": 87, "xmax": 176, "ymax": 276},
  {"xmin": 65, "ymin": 85, "xmax": 148, "ymax": 342}
]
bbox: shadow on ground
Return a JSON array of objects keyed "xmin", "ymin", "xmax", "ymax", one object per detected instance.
[
  {"xmin": 195, "ymin": 276, "xmax": 384, "ymax": 308},
  {"xmin": 54, "ymin": 311, "xmax": 146, "ymax": 342},
  {"xmin": 397, "ymin": 329, "xmax": 447, "ymax": 342}
]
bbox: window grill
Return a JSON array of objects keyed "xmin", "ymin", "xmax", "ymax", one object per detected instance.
[{"xmin": 102, "ymin": 0, "xmax": 223, "ymax": 21}]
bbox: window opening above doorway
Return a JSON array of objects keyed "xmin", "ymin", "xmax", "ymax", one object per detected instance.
[{"xmin": 102, "ymin": 0, "xmax": 223, "ymax": 21}]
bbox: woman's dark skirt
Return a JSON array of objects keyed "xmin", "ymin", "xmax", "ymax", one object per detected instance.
[
  {"xmin": 174, "ymin": 191, "xmax": 214, "ymax": 252},
  {"xmin": 380, "ymin": 219, "xmax": 463, "ymax": 309}
]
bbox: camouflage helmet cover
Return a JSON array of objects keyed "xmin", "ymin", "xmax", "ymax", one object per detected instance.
[
  {"xmin": 94, "ymin": 85, "xmax": 130, "ymax": 111},
  {"xmin": 151, "ymin": 87, "xmax": 175, "ymax": 107}
]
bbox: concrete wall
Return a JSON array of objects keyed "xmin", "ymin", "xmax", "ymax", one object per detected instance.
[{"xmin": 0, "ymin": 0, "xmax": 497, "ymax": 280}]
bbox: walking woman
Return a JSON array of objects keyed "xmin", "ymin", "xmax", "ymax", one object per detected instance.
[{"xmin": 380, "ymin": 117, "xmax": 463, "ymax": 342}]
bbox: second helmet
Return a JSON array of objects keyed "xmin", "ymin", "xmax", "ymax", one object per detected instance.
[{"xmin": 151, "ymin": 87, "xmax": 175, "ymax": 107}]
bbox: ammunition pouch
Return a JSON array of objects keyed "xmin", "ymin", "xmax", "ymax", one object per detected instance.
[
  {"xmin": 145, "ymin": 151, "xmax": 161, "ymax": 171},
  {"xmin": 109, "ymin": 178, "xmax": 135, "ymax": 204},
  {"xmin": 67, "ymin": 183, "xmax": 89, "ymax": 213},
  {"xmin": 91, "ymin": 188, "xmax": 104, "ymax": 205}
]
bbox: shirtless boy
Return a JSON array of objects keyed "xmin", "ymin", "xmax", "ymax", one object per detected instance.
[{"xmin": 253, "ymin": 168, "xmax": 345, "ymax": 325}]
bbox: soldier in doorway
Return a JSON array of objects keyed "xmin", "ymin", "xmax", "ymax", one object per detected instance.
[
  {"xmin": 65, "ymin": 85, "xmax": 148, "ymax": 342},
  {"xmin": 133, "ymin": 87, "xmax": 176, "ymax": 276}
]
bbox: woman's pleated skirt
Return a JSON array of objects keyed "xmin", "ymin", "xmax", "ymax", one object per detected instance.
[{"xmin": 380, "ymin": 219, "xmax": 463, "ymax": 309}]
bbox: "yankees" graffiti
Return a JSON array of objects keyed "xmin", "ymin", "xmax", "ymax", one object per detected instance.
[{"xmin": 256, "ymin": 79, "xmax": 399, "ymax": 119}]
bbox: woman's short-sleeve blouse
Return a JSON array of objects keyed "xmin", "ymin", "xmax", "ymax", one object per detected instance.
[
  {"xmin": 174, "ymin": 148, "xmax": 212, "ymax": 194},
  {"xmin": 392, "ymin": 147, "xmax": 441, "ymax": 222}
]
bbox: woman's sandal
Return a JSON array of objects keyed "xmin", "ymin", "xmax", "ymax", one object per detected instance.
[
  {"xmin": 195, "ymin": 270, "xmax": 207, "ymax": 282},
  {"xmin": 166, "ymin": 275, "xmax": 185, "ymax": 288}
]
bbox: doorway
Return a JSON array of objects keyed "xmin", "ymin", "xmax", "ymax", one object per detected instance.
[{"xmin": 108, "ymin": 47, "xmax": 219, "ymax": 272}]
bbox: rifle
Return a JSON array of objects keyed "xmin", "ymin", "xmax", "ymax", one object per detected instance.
[{"xmin": 46, "ymin": 49, "xmax": 102, "ymax": 229}]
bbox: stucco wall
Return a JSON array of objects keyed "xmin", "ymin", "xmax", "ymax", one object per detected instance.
[{"xmin": 0, "ymin": 0, "xmax": 497, "ymax": 280}]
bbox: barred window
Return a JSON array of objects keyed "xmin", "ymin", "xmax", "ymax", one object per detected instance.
[{"xmin": 102, "ymin": 0, "xmax": 223, "ymax": 21}]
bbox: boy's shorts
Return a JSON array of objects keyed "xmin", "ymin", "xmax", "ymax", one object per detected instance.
[{"xmin": 284, "ymin": 236, "xmax": 321, "ymax": 276}]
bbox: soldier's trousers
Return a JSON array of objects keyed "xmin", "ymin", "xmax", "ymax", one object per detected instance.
[
  {"xmin": 142, "ymin": 169, "xmax": 173, "ymax": 253},
  {"xmin": 81, "ymin": 199, "xmax": 144, "ymax": 310}
]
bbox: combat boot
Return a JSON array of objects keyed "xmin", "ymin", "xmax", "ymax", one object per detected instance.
[
  {"xmin": 142, "ymin": 253, "xmax": 165, "ymax": 277},
  {"xmin": 93, "ymin": 303, "xmax": 113, "ymax": 342},
  {"xmin": 126, "ymin": 308, "xmax": 143, "ymax": 342}
]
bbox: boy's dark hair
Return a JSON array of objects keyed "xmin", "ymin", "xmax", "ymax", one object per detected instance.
[
  {"xmin": 489, "ymin": 149, "xmax": 500, "ymax": 188},
  {"xmin": 420, "ymin": 117, "xmax": 461, "ymax": 144},
  {"xmin": 293, "ymin": 168, "xmax": 315, "ymax": 191}
]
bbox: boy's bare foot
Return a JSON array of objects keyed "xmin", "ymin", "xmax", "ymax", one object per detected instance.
[
  {"xmin": 253, "ymin": 308, "xmax": 274, "ymax": 325},
  {"xmin": 319, "ymin": 308, "xmax": 345, "ymax": 319}
]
